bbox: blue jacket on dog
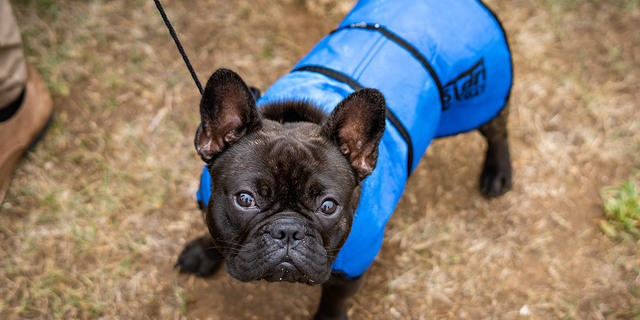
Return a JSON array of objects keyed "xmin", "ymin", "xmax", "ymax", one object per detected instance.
[{"xmin": 198, "ymin": 0, "xmax": 512, "ymax": 278}]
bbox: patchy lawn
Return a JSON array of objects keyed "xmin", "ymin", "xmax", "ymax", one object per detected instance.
[{"xmin": 1, "ymin": 0, "xmax": 639, "ymax": 319}]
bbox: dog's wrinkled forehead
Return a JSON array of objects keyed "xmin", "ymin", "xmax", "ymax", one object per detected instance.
[
  {"xmin": 212, "ymin": 120, "xmax": 356, "ymax": 198},
  {"xmin": 266, "ymin": 138, "xmax": 314, "ymax": 179},
  {"xmin": 264, "ymin": 123, "xmax": 327, "ymax": 175}
]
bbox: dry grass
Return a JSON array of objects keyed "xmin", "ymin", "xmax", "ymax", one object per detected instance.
[
  {"xmin": 301, "ymin": 0, "xmax": 355, "ymax": 17},
  {"xmin": 1, "ymin": 0, "xmax": 639, "ymax": 319}
]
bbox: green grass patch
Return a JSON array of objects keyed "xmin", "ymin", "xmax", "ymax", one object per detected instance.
[
  {"xmin": 600, "ymin": 177, "xmax": 640, "ymax": 241},
  {"xmin": 173, "ymin": 282, "xmax": 188, "ymax": 316}
]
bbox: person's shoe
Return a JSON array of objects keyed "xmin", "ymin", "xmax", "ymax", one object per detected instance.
[{"xmin": 0, "ymin": 64, "xmax": 53, "ymax": 205}]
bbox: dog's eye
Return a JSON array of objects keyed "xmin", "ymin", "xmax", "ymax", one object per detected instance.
[
  {"xmin": 236, "ymin": 192, "xmax": 255, "ymax": 208},
  {"xmin": 319, "ymin": 200, "xmax": 337, "ymax": 215}
]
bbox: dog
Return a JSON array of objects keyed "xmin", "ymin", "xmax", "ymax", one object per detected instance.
[{"xmin": 176, "ymin": 0, "xmax": 512, "ymax": 319}]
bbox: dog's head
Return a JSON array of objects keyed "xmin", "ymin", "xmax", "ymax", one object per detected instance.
[{"xmin": 195, "ymin": 69, "xmax": 385, "ymax": 284}]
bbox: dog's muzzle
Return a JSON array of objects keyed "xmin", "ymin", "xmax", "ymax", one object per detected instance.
[{"xmin": 260, "ymin": 218, "xmax": 312, "ymax": 283}]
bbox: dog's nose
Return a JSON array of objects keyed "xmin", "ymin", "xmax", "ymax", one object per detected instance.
[{"xmin": 269, "ymin": 222, "xmax": 306, "ymax": 244}]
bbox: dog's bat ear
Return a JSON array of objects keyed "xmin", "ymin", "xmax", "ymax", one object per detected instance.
[
  {"xmin": 195, "ymin": 68, "xmax": 261, "ymax": 162},
  {"xmin": 322, "ymin": 89, "xmax": 386, "ymax": 181}
]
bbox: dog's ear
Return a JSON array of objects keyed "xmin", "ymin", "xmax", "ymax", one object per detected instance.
[
  {"xmin": 195, "ymin": 68, "xmax": 261, "ymax": 162},
  {"xmin": 322, "ymin": 89, "xmax": 386, "ymax": 181}
]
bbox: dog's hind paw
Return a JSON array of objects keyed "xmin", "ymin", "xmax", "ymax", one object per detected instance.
[
  {"xmin": 175, "ymin": 235, "xmax": 224, "ymax": 277},
  {"xmin": 480, "ymin": 154, "xmax": 512, "ymax": 198}
]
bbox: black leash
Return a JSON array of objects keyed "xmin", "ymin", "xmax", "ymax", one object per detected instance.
[{"xmin": 153, "ymin": 0, "xmax": 204, "ymax": 95}]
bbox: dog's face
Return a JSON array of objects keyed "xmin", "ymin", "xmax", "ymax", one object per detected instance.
[{"xmin": 194, "ymin": 69, "xmax": 385, "ymax": 284}]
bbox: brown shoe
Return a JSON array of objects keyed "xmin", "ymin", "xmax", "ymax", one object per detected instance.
[{"xmin": 0, "ymin": 64, "xmax": 53, "ymax": 204}]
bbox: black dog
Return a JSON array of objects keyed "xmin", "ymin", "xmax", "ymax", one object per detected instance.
[
  {"xmin": 178, "ymin": 70, "xmax": 386, "ymax": 317},
  {"xmin": 176, "ymin": 0, "xmax": 512, "ymax": 319}
]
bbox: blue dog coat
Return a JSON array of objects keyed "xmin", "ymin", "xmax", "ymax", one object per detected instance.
[{"xmin": 198, "ymin": 0, "xmax": 512, "ymax": 278}]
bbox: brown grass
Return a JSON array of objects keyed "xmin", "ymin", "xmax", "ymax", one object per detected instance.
[{"xmin": 1, "ymin": 0, "xmax": 639, "ymax": 319}]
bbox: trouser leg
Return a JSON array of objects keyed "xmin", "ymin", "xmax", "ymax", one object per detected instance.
[{"xmin": 0, "ymin": 0, "xmax": 28, "ymax": 110}]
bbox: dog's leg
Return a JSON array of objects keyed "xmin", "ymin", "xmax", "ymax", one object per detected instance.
[
  {"xmin": 175, "ymin": 233, "xmax": 224, "ymax": 277},
  {"xmin": 314, "ymin": 272, "xmax": 364, "ymax": 320},
  {"xmin": 477, "ymin": 104, "xmax": 512, "ymax": 197}
]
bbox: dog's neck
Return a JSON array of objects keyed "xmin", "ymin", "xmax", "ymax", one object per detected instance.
[{"xmin": 259, "ymin": 100, "xmax": 328, "ymax": 125}]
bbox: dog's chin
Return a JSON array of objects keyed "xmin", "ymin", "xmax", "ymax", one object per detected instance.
[
  {"xmin": 259, "ymin": 262, "xmax": 319, "ymax": 284},
  {"xmin": 225, "ymin": 256, "xmax": 332, "ymax": 285}
]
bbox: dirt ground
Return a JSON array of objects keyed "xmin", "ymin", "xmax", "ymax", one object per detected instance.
[{"xmin": 1, "ymin": 0, "xmax": 639, "ymax": 319}]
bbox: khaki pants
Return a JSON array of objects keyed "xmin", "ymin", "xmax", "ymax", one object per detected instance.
[{"xmin": 0, "ymin": 0, "xmax": 27, "ymax": 109}]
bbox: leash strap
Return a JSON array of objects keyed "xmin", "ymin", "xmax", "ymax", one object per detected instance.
[
  {"xmin": 153, "ymin": 0, "xmax": 204, "ymax": 95},
  {"xmin": 291, "ymin": 65, "xmax": 414, "ymax": 177}
]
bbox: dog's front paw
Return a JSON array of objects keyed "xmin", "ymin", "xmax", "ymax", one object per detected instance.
[
  {"xmin": 175, "ymin": 235, "xmax": 224, "ymax": 277},
  {"xmin": 480, "ymin": 147, "xmax": 512, "ymax": 197}
]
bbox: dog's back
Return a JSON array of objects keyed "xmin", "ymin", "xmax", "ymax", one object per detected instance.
[{"xmin": 259, "ymin": 0, "xmax": 512, "ymax": 144}]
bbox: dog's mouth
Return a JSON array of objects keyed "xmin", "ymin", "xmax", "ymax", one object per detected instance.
[
  {"xmin": 259, "ymin": 261, "xmax": 315, "ymax": 284},
  {"xmin": 225, "ymin": 219, "xmax": 333, "ymax": 284}
]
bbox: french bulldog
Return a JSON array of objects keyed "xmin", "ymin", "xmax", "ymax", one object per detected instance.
[{"xmin": 176, "ymin": 0, "xmax": 512, "ymax": 319}]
